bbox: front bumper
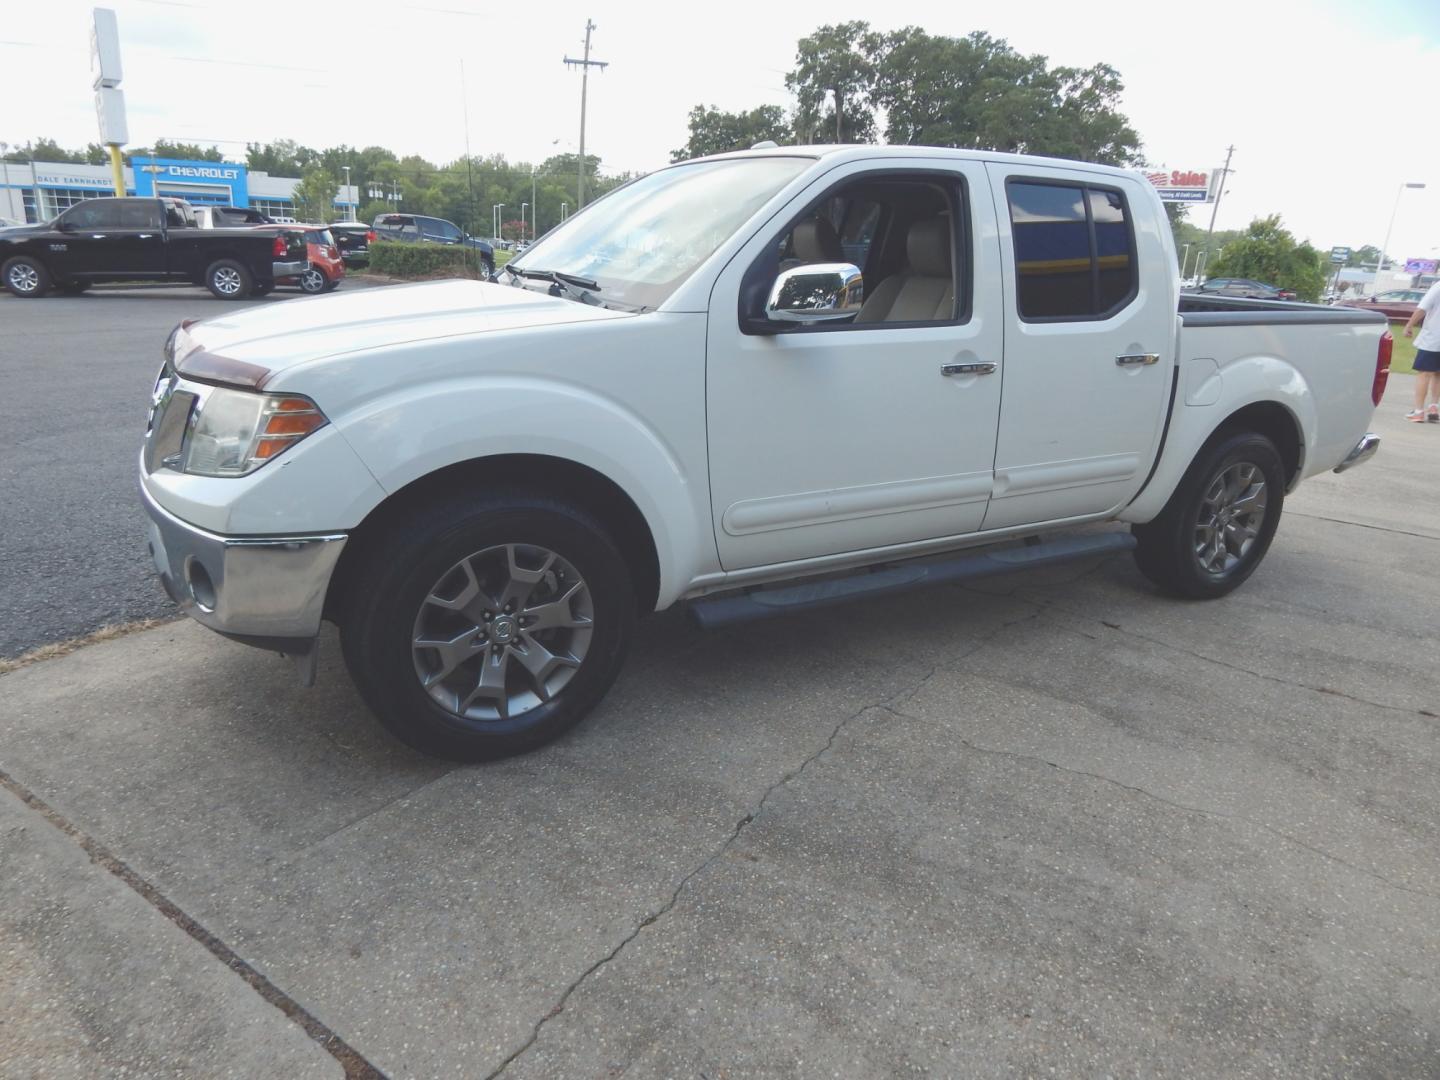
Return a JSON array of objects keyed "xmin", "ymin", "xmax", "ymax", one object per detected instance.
[
  {"xmin": 141, "ymin": 482, "xmax": 348, "ymax": 644},
  {"xmin": 1333, "ymin": 432, "xmax": 1380, "ymax": 474}
]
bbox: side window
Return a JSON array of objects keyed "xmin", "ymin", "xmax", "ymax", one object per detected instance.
[
  {"xmin": 118, "ymin": 201, "xmax": 162, "ymax": 229},
  {"xmin": 1007, "ymin": 180, "xmax": 1137, "ymax": 320},
  {"xmin": 62, "ymin": 201, "xmax": 123, "ymax": 230},
  {"xmin": 751, "ymin": 173, "xmax": 967, "ymax": 330},
  {"xmin": 166, "ymin": 204, "xmax": 188, "ymax": 227}
]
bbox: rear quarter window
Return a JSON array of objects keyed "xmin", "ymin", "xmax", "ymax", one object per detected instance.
[{"xmin": 1006, "ymin": 179, "xmax": 1137, "ymax": 321}]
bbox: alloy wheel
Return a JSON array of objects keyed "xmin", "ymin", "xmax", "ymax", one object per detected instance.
[
  {"xmin": 411, "ymin": 543, "xmax": 594, "ymax": 723},
  {"xmin": 301, "ymin": 268, "xmax": 325, "ymax": 293},
  {"xmin": 8, "ymin": 264, "xmax": 38, "ymax": 293},
  {"xmin": 213, "ymin": 267, "xmax": 242, "ymax": 295},
  {"xmin": 1194, "ymin": 462, "xmax": 1268, "ymax": 575}
]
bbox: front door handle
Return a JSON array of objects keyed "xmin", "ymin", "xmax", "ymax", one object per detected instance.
[
  {"xmin": 1116, "ymin": 353, "xmax": 1160, "ymax": 367},
  {"xmin": 941, "ymin": 362, "xmax": 997, "ymax": 377}
]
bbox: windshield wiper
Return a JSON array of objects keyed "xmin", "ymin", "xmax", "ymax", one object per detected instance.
[{"xmin": 500, "ymin": 264, "xmax": 646, "ymax": 311}]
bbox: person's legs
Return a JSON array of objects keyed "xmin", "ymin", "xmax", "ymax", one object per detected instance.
[
  {"xmin": 1411, "ymin": 351, "xmax": 1440, "ymax": 420},
  {"xmin": 1410, "ymin": 370, "xmax": 1429, "ymax": 419}
]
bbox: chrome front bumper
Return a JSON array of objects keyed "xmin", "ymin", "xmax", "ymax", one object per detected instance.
[
  {"xmin": 1333, "ymin": 432, "xmax": 1380, "ymax": 474},
  {"xmin": 141, "ymin": 483, "xmax": 348, "ymax": 645}
]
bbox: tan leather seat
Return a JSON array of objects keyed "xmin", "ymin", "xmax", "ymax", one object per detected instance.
[
  {"xmin": 779, "ymin": 217, "xmax": 844, "ymax": 273},
  {"xmin": 855, "ymin": 218, "xmax": 954, "ymax": 323}
]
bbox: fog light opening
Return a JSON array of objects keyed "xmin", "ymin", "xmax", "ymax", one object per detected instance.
[{"xmin": 185, "ymin": 557, "xmax": 217, "ymax": 612}]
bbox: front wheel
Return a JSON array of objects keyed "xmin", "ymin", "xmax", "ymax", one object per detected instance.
[
  {"xmin": 2, "ymin": 256, "xmax": 51, "ymax": 298},
  {"xmin": 340, "ymin": 492, "xmax": 636, "ymax": 761},
  {"xmin": 205, "ymin": 258, "xmax": 253, "ymax": 299},
  {"xmin": 1132, "ymin": 431, "xmax": 1285, "ymax": 599}
]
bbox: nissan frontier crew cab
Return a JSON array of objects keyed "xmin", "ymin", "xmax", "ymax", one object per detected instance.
[{"xmin": 139, "ymin": 145, "xmax": 1389, "ymax": 761}]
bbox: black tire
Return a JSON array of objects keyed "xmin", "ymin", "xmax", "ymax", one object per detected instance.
[
  {"xmin": 1132, "ymin": 430, "xmax": 1285, "ymax": 599},
  {"xmin": 58, "ymin": 281, "xmax": 91, "ymax": 295},
  {"xmin": 2, "ymin": 255, "xmax": 51, "ymax": 298},
  {"xmin": 204, "ymin": 258, "xmax": 252, "ymax": 299},
  {"xmin": 340, "ymin": 491, "xmax": 636, "ymax": 761},
  {"xmin": 322, "ymin": 278, "xmax": 340, "ymax": 292}
]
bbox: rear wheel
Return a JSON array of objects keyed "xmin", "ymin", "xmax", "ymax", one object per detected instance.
[
  {"xmin": 1132, "ymin": 431, "xmax": 1285, "ymax": 599},
  {"xmin": 2, "ymin": 256, "xmax": 51, "ymax": 298},
  {"xmin": 340, "ymin": 492, "xmax": 636, "ymax": 761},
  {"xmin": 205, "ymin": 258, "xmax": 252, "ymax": 299},
  {"xmin": 299, "ymin": 266, "xmax": 327, "ymax": 294}
]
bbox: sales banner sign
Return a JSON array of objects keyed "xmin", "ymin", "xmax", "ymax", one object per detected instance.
[
  {"xmin": 1404, "ymin": 258, "xmax": 1438, "ymax": 274},
  {"xmin": 1145, "ymin": 169, "xmax": 1218, "ymax": 203}
]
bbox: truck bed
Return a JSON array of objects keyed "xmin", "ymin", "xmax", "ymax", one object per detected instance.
[{"xmin": 1178, "ymin": 294, "xmax": 1389, "ymax": 327}]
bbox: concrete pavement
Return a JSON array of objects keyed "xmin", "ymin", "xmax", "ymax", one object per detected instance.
[{"xmin": 1, "ymin": 379, "xmax": 1436, "ymax": 1078}]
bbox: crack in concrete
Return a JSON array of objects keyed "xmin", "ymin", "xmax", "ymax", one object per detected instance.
[
  {"xmin": 0, "ymin": 766, "xmax": 387, "ymax": 1080},
  {"xmin": 1287, "ymin": 511, "xmax": 1440, "ymax": 543},
  {"xmin": 873, "ymin": 703, "xmax": 1440, "ymax": 906},
  {"xmin": 1043, "ymin": 605, "xmax": 1439, "ymax": 722},
  {"xmin": 486, "ymin": 601, "xmax": 1052, "ymax": 1078}
]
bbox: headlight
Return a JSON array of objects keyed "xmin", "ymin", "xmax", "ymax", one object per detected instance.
[{"xmin": 181, "ymin": 388, "xmax": 328, "ymax": 477}]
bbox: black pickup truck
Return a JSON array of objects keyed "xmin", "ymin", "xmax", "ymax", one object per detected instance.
[{"xmin": 0, "ymin": 197, "xmax": 306, "ymax": 300}]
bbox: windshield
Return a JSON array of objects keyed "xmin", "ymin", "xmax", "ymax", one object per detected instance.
[{"xmin": 511, "ymin": 156, "xmax": 812, "ymax": 310}]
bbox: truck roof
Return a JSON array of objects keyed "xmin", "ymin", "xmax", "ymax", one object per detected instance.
[{"xmin": 680, "ymin": 143, "xmax": 1142, "ymax": 184}]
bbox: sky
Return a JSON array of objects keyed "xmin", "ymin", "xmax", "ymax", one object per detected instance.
[{"xmin": 4, "ymin": 0, "xmax": 1439, "ymax": 259}]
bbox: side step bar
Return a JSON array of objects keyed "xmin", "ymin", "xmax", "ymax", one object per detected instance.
[{"xmin": 688, "ymin": 531, "xmax": 1137, "ymax": 630}]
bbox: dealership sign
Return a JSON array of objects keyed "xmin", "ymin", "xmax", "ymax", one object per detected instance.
[
  {"xmin": 1404, "ymin": 258, "xmax": 1438, "ymax": 275},
  {"xmin": 1145, "ymin": 169, "xmax": 1219, "ymax": 203}
]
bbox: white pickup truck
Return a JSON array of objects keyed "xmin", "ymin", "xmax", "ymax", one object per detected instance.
[{"xmin": 139, "ymin": 145, "xmax": 1390, "ymax": 760}]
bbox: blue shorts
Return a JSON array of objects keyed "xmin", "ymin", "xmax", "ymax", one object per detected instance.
[{"xmin": 1416, "ymin": 348, "xmax": 1440, "ymax": 373}]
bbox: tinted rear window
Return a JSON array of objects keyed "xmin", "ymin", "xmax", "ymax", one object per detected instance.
[{"xmin": 1007, "ymin": 180, "xmax": 1136, "ymax": 320}]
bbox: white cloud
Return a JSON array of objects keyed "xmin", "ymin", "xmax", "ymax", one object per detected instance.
[{"xmin": 5, "ymin": 0, "xmax": 1437, "ymax": 256}]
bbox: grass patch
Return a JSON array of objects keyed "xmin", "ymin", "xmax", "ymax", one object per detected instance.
[
  {"xmin": 0, "ymin": 618, "xmax": 177, "ymax": 675},
  {"xmin": 1390, "ymin": 327, "xmax": 1418, "ymax": 375}
]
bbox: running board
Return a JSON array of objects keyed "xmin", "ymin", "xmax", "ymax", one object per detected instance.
[{"xmin": 688, "ymin": 532, "xmax": 1137, "ymax": 630}]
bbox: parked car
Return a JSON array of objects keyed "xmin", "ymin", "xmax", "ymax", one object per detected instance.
[
  {"xmin": 1337, "ymin": 289, "xmax": 1426, "ymax": 321},
  {"xmin": 273, "ymin": 225, "xmax": 344, "ymax": 294},
  {"xmin": 1190, "ymin": 277, "xmax": 1297, "ymax": 301},
  {"xmin": 1, "ymin": 196, "xmax": 306, "ymax": 299},
  {"xmin": 372, "ymin": 212, "xmax": 495, "ymax": 276},
  {"xmin": 140, "ymin": 145, "xmax": 1388, "ymax": 762},
  {"xmin": 328, "ymin": 221, "xmax": 375, "ymax": 268},
  {"xmin": 194, "ymin": 205, "xmax": 272, "ymax": 228},
  {"xmin": 0, "ymin": 216, "xmax": 21, "ymax": 229}
]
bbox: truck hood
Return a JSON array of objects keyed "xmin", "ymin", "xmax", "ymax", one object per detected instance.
[{"xmin": 177, "ymin": 279, "xmax": 631, "ymax": 382}]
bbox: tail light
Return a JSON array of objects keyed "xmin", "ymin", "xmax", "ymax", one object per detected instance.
[
  {"xmin": 1373, "ymin": 331, "xmax": 1392, "ymax": 405},
  {"xmin": 272, "ymin": 235, "xmax": 287, "ymax": 258},
  {"xmin": 366, "ymin": 230, "xmax": 376, "ymax": 243}
]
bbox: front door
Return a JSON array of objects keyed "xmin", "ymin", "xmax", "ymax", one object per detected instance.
[
  {"xmin": 981, "ymin": 163, "xmax": 1175, "ymax": 531},
  {"xmin": 706, "ymin": 159, "xmax": 1005, "ymax": 571}
]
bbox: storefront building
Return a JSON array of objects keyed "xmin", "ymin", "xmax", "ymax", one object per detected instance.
[{"xmin": 0, "ymin": 156, "xmax": 357, "ymax": 223}]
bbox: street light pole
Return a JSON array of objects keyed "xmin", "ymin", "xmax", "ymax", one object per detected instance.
[{"xmin": 1376, "ymin": 181, "xmax": 1425, "ymax": 286}]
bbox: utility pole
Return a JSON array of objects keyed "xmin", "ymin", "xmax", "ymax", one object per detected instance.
[
  {"xmin": 564, "ymin": 19, "xmax": 607, "ymax": 209},
  {"xmin": 1199, "ymin": 144, "xmax": 1236, "ymax": 283}
]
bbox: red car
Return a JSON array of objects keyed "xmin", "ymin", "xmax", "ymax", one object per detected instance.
[
  {"xmin": 267, "ymin": 225, "xmax": 344, "ymax": 294},
  {"xmin": 1337, "ymin": 289, "xmax": 1426, "ymax": 321}
]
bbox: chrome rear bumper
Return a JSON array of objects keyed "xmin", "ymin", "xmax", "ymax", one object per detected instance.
[{"xmin": 1333, "ymin": 432, "xmax": 1380, "ymax": 473}]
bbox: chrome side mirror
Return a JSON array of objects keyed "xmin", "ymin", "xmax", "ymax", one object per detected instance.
[{"xmin": 766, "ymin": 262, "xmax": 863, "ymax": 323}]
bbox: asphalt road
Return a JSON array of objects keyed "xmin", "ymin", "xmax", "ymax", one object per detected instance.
[{"xmin": 0, "ymin": 282, "xmax": 380, "ymax": 658}]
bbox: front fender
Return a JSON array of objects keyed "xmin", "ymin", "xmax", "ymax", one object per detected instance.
[
  {"xmin": 336, "ymin": 376, "xmax": 714, "ymax": 608},
  {"xmin": 1120, "ymin": 353, "xmax": 1317, "ymax": 523}
]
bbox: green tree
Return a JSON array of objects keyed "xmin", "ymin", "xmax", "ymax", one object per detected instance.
[
  {"xmin": 786, "ymin": 22, "xmax": 877, "ymax": 143},
  {"xmin": 865, "ymin": 28, "xmax": 1139, "ymax": 164},
  {"xmin": 1204, "ymin": 215, "xmax": 1326, "ymax": 301},
  {"xmin": 147, "ymin": 139, "xmax": 225, "ymax": 162},
  {"xmin": 292, "ymin": 165, "xmax": 338, "ymax": 223},
  {"xmin": 246, "ymin": 139, "xmax": 318, "ymax": 175},
  {"xmin": 671, "ymin": 104, "xmax": 791, "ymax": 161}
]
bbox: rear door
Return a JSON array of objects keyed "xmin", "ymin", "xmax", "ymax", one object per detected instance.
[{"xmin": 982, "ymin": 163, "xmax": 1175, "ymax": 530}]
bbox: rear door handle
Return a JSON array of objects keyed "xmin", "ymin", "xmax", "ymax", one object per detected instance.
[
  {"xmin": 941, "ymin": 362, "xmax": 997, "ymax": 377},
  {"xmin": 1116, "ymin": 353, "xmax": 1160, "ymax": 367}
]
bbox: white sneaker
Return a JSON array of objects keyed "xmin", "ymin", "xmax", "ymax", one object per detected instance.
[{"xmin": 1407, "ymin": 409, "xmax": 1426, "ymax": 423}]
